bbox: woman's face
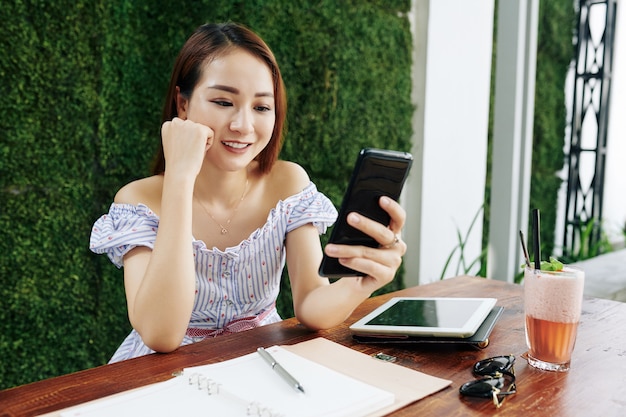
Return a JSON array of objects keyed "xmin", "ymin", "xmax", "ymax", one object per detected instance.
[{"xmin": 178, "ymin": 49, "xmax": 276, "ymax": 171}]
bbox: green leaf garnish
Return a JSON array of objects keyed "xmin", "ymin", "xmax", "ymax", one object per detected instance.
[
  {"xmin": 540, "ymin": 256, "xmax": 563, "ymax": 271},
  {"xmin": 520, "ymin": 256, "xmax": 564, "ymax": 271}
]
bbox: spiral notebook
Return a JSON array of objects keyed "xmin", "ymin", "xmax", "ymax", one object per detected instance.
[
  {"xmin": 60, "ymin": 344, "xmax": 393, "ymax": 417},
  {"xmin": 57, "ymin": 338, "xmax": 451, "ymax": 417}
]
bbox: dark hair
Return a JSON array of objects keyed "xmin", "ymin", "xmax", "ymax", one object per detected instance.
[{"xmin": 151, "ymin": 22, "xmax": 287, "ymax": 175}]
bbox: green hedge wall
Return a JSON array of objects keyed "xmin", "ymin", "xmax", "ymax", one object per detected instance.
[{"xmin": 0, "ymin": 0, "xmax": 412, "ymax": 390}]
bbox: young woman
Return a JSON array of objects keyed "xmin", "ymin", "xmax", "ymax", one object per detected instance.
[{"xmin": 90, "ymin": 22, "xmax": 407, "ymax": 363}]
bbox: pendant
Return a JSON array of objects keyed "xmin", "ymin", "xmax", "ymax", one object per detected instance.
[{"xmin": 220, "ymin": 228, "xmax": 228, "ymax": 235}]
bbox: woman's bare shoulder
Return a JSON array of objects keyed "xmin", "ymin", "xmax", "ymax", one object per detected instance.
[
  {"xmin": 114, "ymin": 175, "xmax": 164, "ymax": 209},
  {"xmin": 269, "ymin": 160, "xmax": 311, "ymax": 196}
]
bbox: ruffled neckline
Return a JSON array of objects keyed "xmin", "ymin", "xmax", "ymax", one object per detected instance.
[{"xmin": 112, "ymin": 182, "xmax": 319, "ymax": 256}]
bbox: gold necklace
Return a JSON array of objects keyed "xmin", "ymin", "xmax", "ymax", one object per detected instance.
[{"xmin": 195, "ymin": 177, "xmax": 249, "ymax": 235}]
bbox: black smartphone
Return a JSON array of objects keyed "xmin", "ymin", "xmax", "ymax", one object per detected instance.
[{"xmin": 319, "ymin": 148, "xmax": 413, "ymax": 278}]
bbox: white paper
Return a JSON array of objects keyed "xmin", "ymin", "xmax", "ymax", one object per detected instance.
[{"xmin": 61, "ymin": 346, "xmax": 394, "ymax": 417}]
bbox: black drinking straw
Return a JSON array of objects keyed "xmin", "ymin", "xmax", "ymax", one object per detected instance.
[
  {"xmin": 532, "ymin": 209, "xmax": 541, "ymax": 270},
  {"xmin": 519, "ymin": 230, "xmax": 531, "ymax": 268}
]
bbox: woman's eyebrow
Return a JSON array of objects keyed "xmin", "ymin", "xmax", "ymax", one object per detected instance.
[
  {"xmin": 208, "ymin": 84, "xmax": 238, "ymax": 94},
  {"xmin": 208, "ymin": 84, "xmax": 274, "ymax": 98}
]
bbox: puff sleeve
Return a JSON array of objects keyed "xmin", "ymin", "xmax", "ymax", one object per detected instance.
[
  {"xmin": 89, "ymin": 204, "xmax": 159, "ymax": 268},
  {"xmin": 283, "ymin": 183, "xmax": 338, "ymax": 234}
]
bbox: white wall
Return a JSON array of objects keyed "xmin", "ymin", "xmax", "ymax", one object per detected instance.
[
  {"xmin": 405, "ymin": 0, "xmax": 494, "ymax": 285},
  {"xmin": 487, "ymin": 0, "xmax": 538, "ymax": 282}
]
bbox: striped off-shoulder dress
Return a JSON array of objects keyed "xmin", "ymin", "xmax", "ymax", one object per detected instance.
[{"xmin": 90, "ymin": 182, "xmax": 337, "ymax": 363}]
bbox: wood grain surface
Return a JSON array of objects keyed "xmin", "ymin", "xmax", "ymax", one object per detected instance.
[{"xmin": 1, "ymin": 276, "xmax": 625, "ymax": 416}]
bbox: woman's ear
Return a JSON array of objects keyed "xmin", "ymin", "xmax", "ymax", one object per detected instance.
[{"xmin": 175, "ymin": 86, "xmax": 188, "ymax": 119}]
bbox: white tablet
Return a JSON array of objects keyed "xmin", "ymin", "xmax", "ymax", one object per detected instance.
[{"xmin": 349, "ymin": 297, "xmax": 498, "ymax": 338}]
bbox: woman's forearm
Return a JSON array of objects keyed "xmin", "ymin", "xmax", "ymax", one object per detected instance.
[
  {"xmin": 295, "ymin": 278, "xmax": 373, "ymax": 331},
  {"xmin": 131, "ymin": 174, "xmax": 197, "ymax": 351}
]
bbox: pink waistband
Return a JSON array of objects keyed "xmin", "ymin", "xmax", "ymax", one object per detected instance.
[{"xmin": 186, "ymin": 304, "xmax": 276, "ymax": 339}]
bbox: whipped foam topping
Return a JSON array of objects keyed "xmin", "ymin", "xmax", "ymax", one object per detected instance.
[{"xmin": 524, "ymin": 267, "xmax": 585, "ymax": 322}]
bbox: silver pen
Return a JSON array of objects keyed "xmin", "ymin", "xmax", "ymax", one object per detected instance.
[{"xmin": 257, "ymin": 347, "xmax": 306, "ymax": 394}]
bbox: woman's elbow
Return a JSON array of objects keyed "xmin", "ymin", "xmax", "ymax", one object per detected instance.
[
  {"xmin": 136, "ymin": 326, "xmax": 185, "ymax": 353},
  {"xmin": 146, "ymin": 337, "xmax": 182, "ymax": 353},
  {"xmin": 295, "ymin": 312, "xmax": 338, "ymax": 332}
]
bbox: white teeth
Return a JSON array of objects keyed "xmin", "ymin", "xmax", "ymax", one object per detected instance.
[{"xmin": 223, "ymin": 141, "xmax": 249, "ymax": 149}]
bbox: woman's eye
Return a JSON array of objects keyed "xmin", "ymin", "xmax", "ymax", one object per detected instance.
[
  {"xmin": 255, "ymin": 105, "xmax": 272, "ymax": 112},
  {"xmin": 212, "ymin": 100, "xmax": 232, "ymax": 107}
]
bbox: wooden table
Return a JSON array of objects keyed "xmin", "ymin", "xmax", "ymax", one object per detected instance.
[{"xmin": 2, "ymin": 276, "xmax": 625, "ymax": 416}]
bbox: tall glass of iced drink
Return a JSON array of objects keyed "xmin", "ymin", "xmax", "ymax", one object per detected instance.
[{"xmin": 523, "ymin": 265, "xmax": 585, "ymax": 372}]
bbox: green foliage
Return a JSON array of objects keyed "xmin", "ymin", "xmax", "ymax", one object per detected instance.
[
  {"xmin": 440, "ymin": 205, "xmax": 487, "ymax": 280},
  {"xmin": 0, "ymin": 0, "xmax": 124, "ymax": 389},
  {"xmin": 559, "ymin": 218, "xmax": 614, "ymax": 263},
  {"xmin": 0, "ymin": 0, "xmax": 412, "ymax": 389},
  {"xmin": 528, "ymin": 0, "xmax": 576, "ymax": 260}
]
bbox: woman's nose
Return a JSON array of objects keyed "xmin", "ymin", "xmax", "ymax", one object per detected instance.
[{"xmin": 230, "ymin": 108, "xmax": 254, "ymax": 134}]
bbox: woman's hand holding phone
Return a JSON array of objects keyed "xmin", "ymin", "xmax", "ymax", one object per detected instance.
[
  {"xmin": 323, "ymin": 196, "xmax": 407, "ymax": 288},
  {"xmin": 319, "ymin": 148, "xmax": 413, "ymax": 279}
]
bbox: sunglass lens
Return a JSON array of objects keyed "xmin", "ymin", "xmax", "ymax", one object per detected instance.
[
  {"xmin": 459, "ymin": 376, "xmax": 504, "ymax": 398},
  {"xmin": 474, "ymin": 355, "xmax": 514, "ymax": 375}
]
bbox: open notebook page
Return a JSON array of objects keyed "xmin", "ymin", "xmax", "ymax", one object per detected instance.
[{"xmin": 61, "ymin": 345, "xmax": 394, "ymax": 417}]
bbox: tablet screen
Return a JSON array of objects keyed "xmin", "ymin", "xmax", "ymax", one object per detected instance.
[
  {"xmin": 365, "ymin": 299, "xmax": 483, "ymax": 327},
  {"xmin": 350, "ymin": 297, "xmax": 497, "ymax": 338}
]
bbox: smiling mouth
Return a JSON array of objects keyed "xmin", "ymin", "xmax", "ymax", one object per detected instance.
[{"xmin": 222, "ymin": 141, "xmax": 250, "ymax": 149}]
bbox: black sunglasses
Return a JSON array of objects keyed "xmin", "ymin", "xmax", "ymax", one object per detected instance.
[{"xmin": 459, "ymin": 355, "xmax": 517, "ymax": 408}]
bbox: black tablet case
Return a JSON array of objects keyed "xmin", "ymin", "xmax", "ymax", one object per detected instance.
[{"xmin": 352, "ymin": 306, "xmax": 504, "ymax": 349}]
